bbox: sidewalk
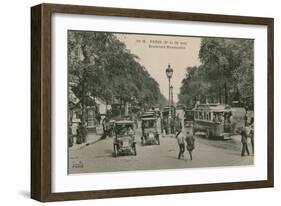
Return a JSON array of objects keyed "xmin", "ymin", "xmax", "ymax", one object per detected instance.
[{"xmin": 69, "ymin": 126, "xmax": 104, "ymax": 151}]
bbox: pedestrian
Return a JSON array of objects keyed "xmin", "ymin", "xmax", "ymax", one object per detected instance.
[
  {"xmin": 160, "ymin": 114, "xmax": 164, "ymax": 134},
  {"xmin": 250, "ymin": 128, "xmax": 254, "ymax": 155},
  {"xmin": 102, "ymin": 116, "xmax": 109, "ymax": 139},
  {"xmin": 96, "ymin": 112, "xmax": 101, "ymax": 125},
  {"xmin": 175, "ymin": 114, "xmax": 182, "ymax": 134},
  {"xmin": 76, "ymin": 122, "xmax": 83, "ymax": 144},
  {"xmin": 170, "ymin": 118, "xmax": 175, "ymax": 134},
  {"xmin": 250, "ymin": 121, "xmax": 254, "ymax": 155},
  {"xmin": 68, "ymin": 125, "xmax": 73, "ymax": 147},
  {"xmin": 81, "ymin": 122, "xmax": 88, "ymax": 142},
  {"xmin": 240, "ymin": 126, "xmax": 250, "ymax": 156},
  {"xmin": 176, "ymin": 129, "xmax": 185, "ymax": 159},
  {"xmin": 163, "ymin": 118, "xmax": 168, "ymax": 135},
  {"xmin": 228, "ymin": 112, "xmax": 233, "ymax": 124},
  {"xmin": 244, "ymin": 111, "xmax": 248, "ymax": 126},
  {"xmin": 185, "ymin": 130, "xmax": 195, "ymax": 160},
  {"xmin": 133, "ymin": 113, "xmax": 138, "ymax": 129}
]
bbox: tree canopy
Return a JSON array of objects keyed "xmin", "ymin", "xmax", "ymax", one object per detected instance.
[
  {"xmin": 68, "ymin": 31, "xmax": 167, "ymax": 117},
  {"xmin": 178, "ymin": 37, "xmax": 254, "ymax": 109}
]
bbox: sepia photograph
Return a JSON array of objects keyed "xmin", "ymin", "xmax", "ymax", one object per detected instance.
[{"xmin": 67, "ymin": 30, "xmax": 254, "ymax": 174}]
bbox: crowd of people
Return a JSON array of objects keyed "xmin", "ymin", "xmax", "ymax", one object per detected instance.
[
  {"xmin": 176, "ymin": 128, "xmax": 195, "ymax": 160},
  {"xmin": 68, "ymin": 121, "xmax": 88, "ymax": 147},
  {"xmin": 161, "ymin": 113, "xmax": 183, "ymax": 135},
  {"xmin": 69, "ymin": 108, "xmax": 254, "ymax": 162},
  {"xmin": 175, "ymin": 113, "xmax": 254, "ymax": 161}
]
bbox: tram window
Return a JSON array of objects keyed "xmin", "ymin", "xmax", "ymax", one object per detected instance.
[
  {"xmin": 199, "ymin": 112, "xmax": 203, "ymax": 119},
  {"xmin": 204, "ymin": 112, "xmax": 206, "ymax": 120},
  {"xmin": 221, "ymin": 113, "xmax": 225, "ymax": 123},
  {"xmin": 218, "ymin": 113, "xmax": 223, "ymax": 122},
  {"xmin": 213, "ymin": 113, "xmax": 218, "ymax": 122},
  {"xmin": 206, "ymin": 112, "xmax": 210, "ymax": 120}
]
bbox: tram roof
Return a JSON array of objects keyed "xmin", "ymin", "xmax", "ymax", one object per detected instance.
[
  {"xmin": 115, "ymin": 120, "xmax": 134, "ymax": 124},
  {"xmin": 194, "ymin": 104, "xmax": 231, "ymax": 112},
  {"xmin": 143, "ymin": 111, "xmax": 155, "ymax": 114},
  {"xmin": 141, "ymin": 117, "xmax": 157, "ymax": 121},
  {"xmin": 141, "ymin": 112, "xmax": 156, "ymax": 118}
]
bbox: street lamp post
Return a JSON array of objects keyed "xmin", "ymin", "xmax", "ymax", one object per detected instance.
[
  {"xmin": 170, "ymin": 85, "xmax": 173, "ymax": 106},
  {"xmin": 165, "ymin": 64, "xmax": 173, "ymax": 134}
]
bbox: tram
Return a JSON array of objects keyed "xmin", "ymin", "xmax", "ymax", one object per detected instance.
[{"xmin": 192, "ymin": 104, "xmax": 245, "ymax": 140}]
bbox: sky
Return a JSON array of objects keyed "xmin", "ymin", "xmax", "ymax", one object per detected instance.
[{"xmin": 116, "ymin": 33, "xmax": 201, "ymax": 102}]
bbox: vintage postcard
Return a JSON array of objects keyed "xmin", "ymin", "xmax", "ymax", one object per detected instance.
[{"xmin": 67, "ymin": 31, "xmax": 254, "ymax": 174}]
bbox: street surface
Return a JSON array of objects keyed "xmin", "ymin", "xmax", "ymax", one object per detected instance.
[{"xmin": 68, "ymin": 126, "xmax": 254, "ymax": 174}]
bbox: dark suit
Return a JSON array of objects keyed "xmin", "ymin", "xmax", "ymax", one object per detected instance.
[
  {"xmin": 250, "ymin": 129, "xmax": 254, "ymax": 154},
  {"xmin": 241, "ymin": 129, "xmax": 250, "ymax": 156},
  {"xmin": 185, "ymin": 135, "xmax": 195, "ymax": 160},
  {"xmin": 177, "ymin": 133, "xmax": 185, "ymax": 159}
]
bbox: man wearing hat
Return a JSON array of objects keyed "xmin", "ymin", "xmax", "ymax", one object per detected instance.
[
  {"xmin": 240, "ymin": 126, "xmax": 250, "ymax": 156},
  {"xmin": 185, "ymin": 129, "xmax": 195, "ymax": 160},
  {"xmin": 176, "ymin": 128, "xmax": 186, "ymax": 159}
]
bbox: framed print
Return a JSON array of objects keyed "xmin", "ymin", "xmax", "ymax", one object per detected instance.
[{"xmin": 31, "ymin": 3, "xmax": 274, "ymax": 202}]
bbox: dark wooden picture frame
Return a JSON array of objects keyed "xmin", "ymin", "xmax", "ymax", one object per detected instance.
[{"xmin": 31, "ymin": 3, "xmax": 274, "ymax": 202}]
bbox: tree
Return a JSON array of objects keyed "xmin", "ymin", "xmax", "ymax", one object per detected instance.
[
  {"xmin": 68, "ymin": 31, "xmax": 167, "ymax": 120},
  {"xmin": 179, "ymin": 37, "xmax": 254, "ymax": 109}
]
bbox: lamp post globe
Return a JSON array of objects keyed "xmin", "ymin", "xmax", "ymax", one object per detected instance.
[{"xmin": 165, "ymin": 64, "xmax": 173, "ymax": 79}]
